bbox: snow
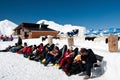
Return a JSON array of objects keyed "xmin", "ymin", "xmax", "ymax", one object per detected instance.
[
  {"xmin": 0, "ymin": 19, "xmax": 120, "ymax": 80},
  {"xmin": 0, "ymin": 19, "xmax": 18, "ymax": 36},
  {"xmin": 0, "ymin": 37, "xmax": 120, "ymax": 80},
  {"xmin": 37, "ymin": 20, "xmax": 87, "ymax": 36}
]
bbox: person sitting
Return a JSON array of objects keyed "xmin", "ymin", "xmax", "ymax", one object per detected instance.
[
  {"xmin": 44, "ymin": 45, "xmax": 59, "ymax": 66},
  {"xmin": 64, "ymin": 53, "xmax": 81, "ymax": 76},
  {"xmin": 17, "ymin": 42, "xmax": 28, "ymax": 54},
  {"xmin": 0, "ymin": 45, "xmax": 13, "ymax": 52},
  {"xmin": 32, "ymin": 45, "xmax": 37, "ymax": 51},
  {"xmin": 24, "ymin": 45, "xmax": 33, "ymax": 58},
  {"xmin": 9, "ymin": 36, "xmax": 23, "ymax": 52},
  {"xmin": 79, "ymin": 48, "xmax": 97, "ymax": 79},
  {"xmin": 29, "ymin": 43, "xmax": 50, "ymax": 61},
  {"xmin": 54, "ymin": 45, "xmax": 68, "ymax": 65},
  {"xmin": 59, "ymin": 47, "xmax": 74, "ymax": 69},
  {"xmin": 62, "ymin": 48, "xmax": 79, "ymax": 76},
  {"xmin": 0, "ymin": 43, "xmax": 22, "ymax": 52},
  {"xmin": 33, "ymin": 43, "xmax": 44, "ymax": 61},
  {"xmin": 27, "ymin": 45, "xmax": 37, "ymax": 60},
  {"xmin": 38, "ymin": 43, "xmax": 50, "ymax": 62},
  {"xmin": 10, "ymin": 43, "xmax": 23, "ymax": 53}
]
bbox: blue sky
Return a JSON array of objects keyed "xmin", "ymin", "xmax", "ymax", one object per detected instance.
[{"xmin": 0, "ymin": 0, "xmax": 120, "ymax": 29}]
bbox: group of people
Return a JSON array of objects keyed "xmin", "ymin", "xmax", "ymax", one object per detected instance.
[
  {"xmin": 0, "ymin": 35, "xmax": 13, "ymax": 41},
  {"xmin": 0, "ymin": 36, "xmax": 97, "ymax": 79}
]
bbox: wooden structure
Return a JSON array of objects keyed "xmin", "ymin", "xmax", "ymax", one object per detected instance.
[
  {"xmin": 108, "ymin": 34, "xmax": 118, "ymax": 52},
  {"xmin": 14, "ymin": 23, "xmax": 58, "ymax": 39},
  {"xmin": 47, "ymin": 35, "xmax": 53, "ymax": 45},
  {"xmin": 68, "ymin": 37, "xmax": 74, "ymax": 47}
]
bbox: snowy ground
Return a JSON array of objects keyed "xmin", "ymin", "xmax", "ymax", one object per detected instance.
[{"xmin": 0, "ymin": 38, "xmax": 120, "ymax": 80}]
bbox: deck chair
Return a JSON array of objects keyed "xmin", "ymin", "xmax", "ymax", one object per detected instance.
[{"xmin": 91, "ymin": 54, "xmax": 104, "ymax": 77}]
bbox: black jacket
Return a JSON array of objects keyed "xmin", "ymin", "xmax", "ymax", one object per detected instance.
[
  {"xmin": 18, "ymin": 37, "xmax": 22, "ymax": 45},
  {"xmin": 81, "ymin": 49, "xmax": 97, "ymax": 64}
]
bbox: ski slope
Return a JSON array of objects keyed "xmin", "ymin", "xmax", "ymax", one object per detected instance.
[{"xmin": 0, "ymin": 38, "xmax": 120, "ymax": 80}]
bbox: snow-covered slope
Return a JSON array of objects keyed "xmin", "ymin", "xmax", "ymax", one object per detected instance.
[
  {"xmin": 0, "ymin": 38, "xmax": 120, "ymax": 80},
  {"xmin": 37, "ymin": 20, "xmax": 87, "ymax": 36},
  {"xmin": 0, "ymin": 19, "xmax": 18, "ymax": 36}
]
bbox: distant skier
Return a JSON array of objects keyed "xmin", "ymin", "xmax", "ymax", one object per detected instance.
[
  {"xmin": 9, "ymin": 35, "xmax": 13, "ymax": 41},
  {"xmin": 17, "ymin": 36, "xmax": 22, "ymax": 46}
]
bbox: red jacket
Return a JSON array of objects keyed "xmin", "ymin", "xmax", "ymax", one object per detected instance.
[
  {"xmin": 51, "ymin": 50, "xmax": 58, "ymax": 56},
  {"xmin": 22, "ymin": 47, "xmax": 28, "ymax": 53},
  {"xmin": 64, "ymin": 50, "xmax": 70, "ymax": 58},
  {"xmin": 38, "ymin": 45, "xmax": 44, "ymax": 53},
  {"xmin": 27, "ymin": 47, "xmax": 32, "ymax": 53},
  {"xmin": 0, "ymin": 35, "xmax": 3, "ymax": 39}
]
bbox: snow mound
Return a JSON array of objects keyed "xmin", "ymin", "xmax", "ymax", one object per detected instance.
[
  {"xmin": 37, "ymin": 20, "xmax": 87, "ymax": 36},
  {"xmin": 0, "ymin": 19, "xmax": 18, "ymax": 36}
]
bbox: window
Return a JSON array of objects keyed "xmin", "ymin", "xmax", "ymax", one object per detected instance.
[{"xmin": 17, "ymin": 29, "xmax": 22, "ymax": 35}]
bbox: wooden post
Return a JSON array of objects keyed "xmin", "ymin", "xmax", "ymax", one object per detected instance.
[
  {"xmin": 48, "ymin": 35, "xmax": 53, "ymax": 45},
  {"xmin": 108, "ymin": 34, "xmax": 118, "ymax": 52},
  {"xmin": 68, "ymin": 37, "xmax": 74, "ymax": 47}
]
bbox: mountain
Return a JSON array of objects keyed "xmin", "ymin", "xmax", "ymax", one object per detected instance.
[
  {"xmin": 0, "ymin": 19, "xmax": 18, "ymax": 36},
  {"xmin": 0, "ymin": 19, "xmax": 87, "ymax": 36},
  {"xmin": 37, "ymin": 20, "xmax": 87, "ymax": 36}
]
